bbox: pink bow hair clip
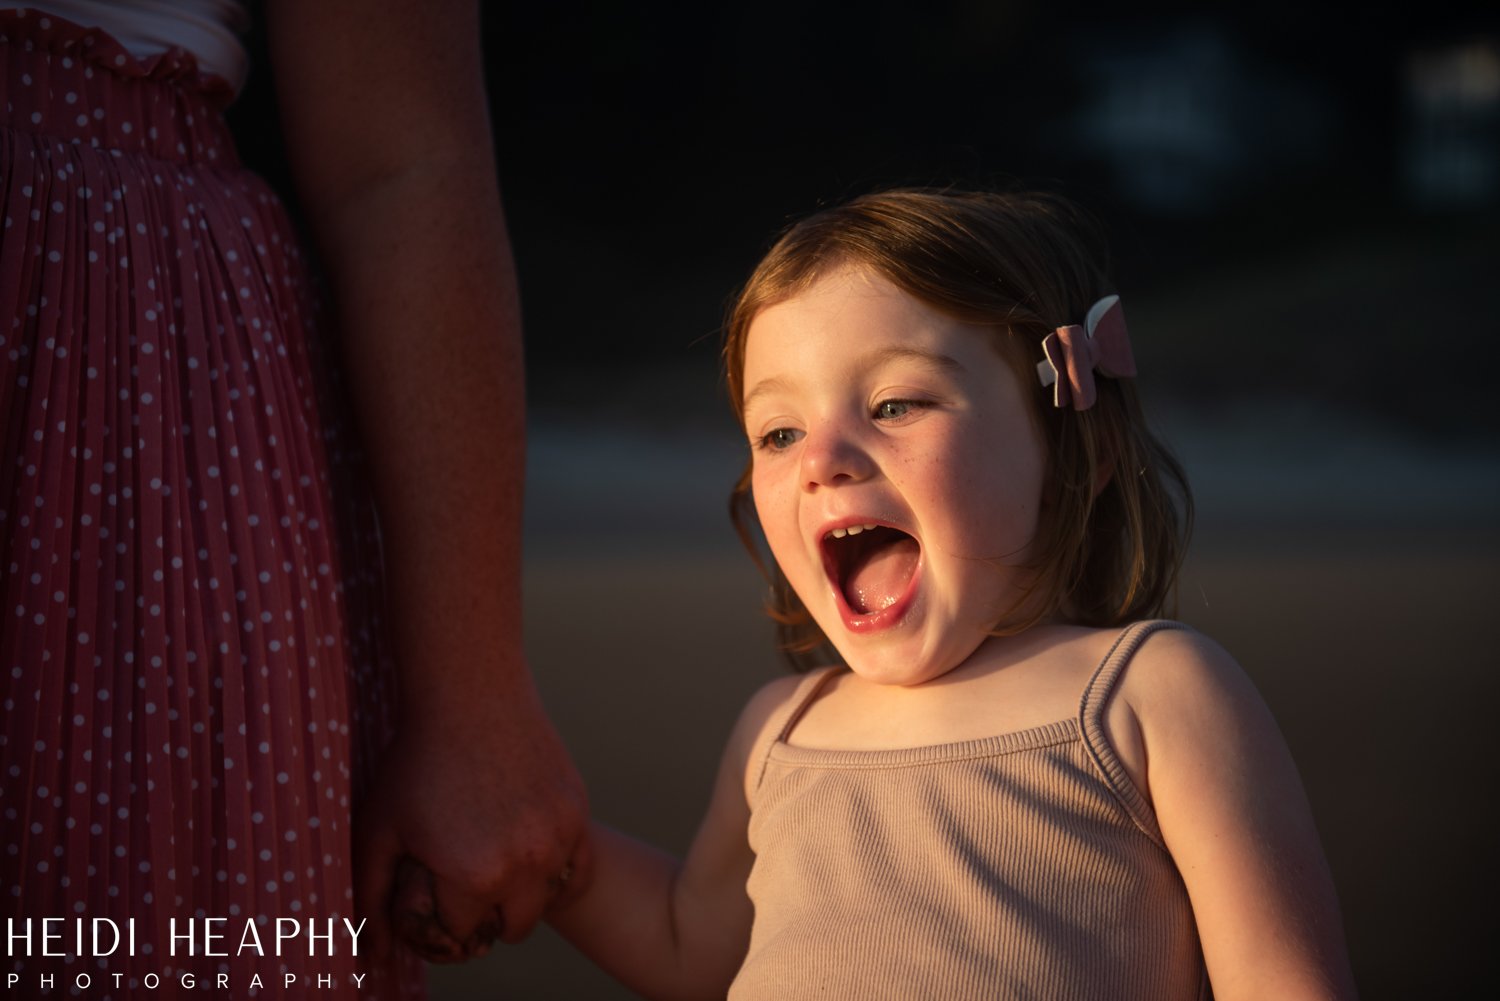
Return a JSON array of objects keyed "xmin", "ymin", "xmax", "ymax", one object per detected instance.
[{"xmin": 1035, "ymin": 294, "xmax": 1137, "ymax": 411}]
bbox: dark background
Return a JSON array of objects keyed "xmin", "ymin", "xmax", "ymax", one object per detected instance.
[
  {"xmin": 232, "ymin": 0, "xmax": 1499, "ymax": 436},
  {"xmin": 231, "ymin": 2, "xmax": 1499, "ymax": 998}
]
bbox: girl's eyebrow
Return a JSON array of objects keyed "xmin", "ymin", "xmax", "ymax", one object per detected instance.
[
  {"xmin": 741, "ymin": 375, "xmax": 791, "ymax": 415},
  {"xmin": 742, "ymin": 347, "xmax": 966, "ymax": 411},
  {"xmin": 868, "ymin": 346, "xmax": 966, "ymax": 375}
]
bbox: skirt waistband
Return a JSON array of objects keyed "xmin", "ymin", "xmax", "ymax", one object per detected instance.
[{"xmin": 0, "ymin": 8, "xmax": 239, "ymax": 166}]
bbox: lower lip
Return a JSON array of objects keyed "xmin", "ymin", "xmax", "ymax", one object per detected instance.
[{"xmin": 833, "ymin": 561, "xmax": 922, "ymax": 633}]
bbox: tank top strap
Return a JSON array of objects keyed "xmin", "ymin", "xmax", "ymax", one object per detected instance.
[
  {"xmin": 748, "ymin": 666, "xmax": 844, "ymax": 795},
  {"xmin": 1077, "ymin": 620, "xmax": 1189, "ymax": 848}
]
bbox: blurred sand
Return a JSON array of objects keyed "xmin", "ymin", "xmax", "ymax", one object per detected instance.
[{"xmin": 427, "ymin": 415, "xmax": 1499, "ymax": 1000}]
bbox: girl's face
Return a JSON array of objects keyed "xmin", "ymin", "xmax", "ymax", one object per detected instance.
[{"xmin": 741, "ymin": 264, "xmax": 1048, "ymax": 687}]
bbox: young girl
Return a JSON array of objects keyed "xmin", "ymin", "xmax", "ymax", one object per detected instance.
[{"xmin": 415, "ymin": 189, "xmax": 1358, "ymax": 998}]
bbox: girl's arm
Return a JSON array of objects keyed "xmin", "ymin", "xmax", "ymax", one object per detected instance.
[
  {"xmin": 547, "ymin": 676, "xmax": 802, "ymax": 1001},
  {"xmin": 265, "ymin": 0, "xmax": 587, "ymax": 953},
  {"xmin": 1118, "ymin": 629, "xmax": 1359, "ymax": 1000}
]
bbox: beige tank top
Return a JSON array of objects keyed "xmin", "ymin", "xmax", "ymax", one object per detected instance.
[{"xmin": 730, "ymin": 620, "xmax": 1210, "ymax": 1000}]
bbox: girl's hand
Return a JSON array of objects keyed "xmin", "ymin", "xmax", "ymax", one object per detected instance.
[{"xmin": 546, "ymin": 676, "xmax": 803, "ymax": 1001}]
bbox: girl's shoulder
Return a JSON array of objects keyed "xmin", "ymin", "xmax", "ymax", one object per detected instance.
[
  {"xmin": 1102, "ymin": 621, "xmax": 1277, "ymax": 808},
  {"xmin": 720, "ymin": 623, "xmax": 1264, "ymax": 800},
  {"xmin": 1109, "ymin": 623, "xmax": 1259, "ymax": 727},
  {"xmin": 727, "ymin": 670, "xmax": 837, "ymax": 804}
]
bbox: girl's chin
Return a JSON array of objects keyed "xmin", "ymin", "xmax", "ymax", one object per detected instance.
[
  {"xmin": 827, "ymin": 622, "xmax": 993, "ymax": 688},
  {"xmin": 832, "ymin": 642, "xmax": 964, "ymax": 688},
  {"xmin": 845, "ymin": 660, "xmax": 954, "ymax": 688}
]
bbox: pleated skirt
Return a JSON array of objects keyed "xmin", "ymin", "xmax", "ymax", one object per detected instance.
[{"xmin": 0, "ymin": 11, "xmax": 421, "ymax": 997}]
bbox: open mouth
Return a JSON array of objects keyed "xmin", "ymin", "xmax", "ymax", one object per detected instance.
[{"xmin": 823, "ymin": 523, "xmax": 921, "ymax": 616}]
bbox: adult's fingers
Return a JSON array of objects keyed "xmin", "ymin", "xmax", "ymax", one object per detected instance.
[
  {"xmin": 493, "ymin": 872, "xmax": 553, "ymax": 945},
  {"xmin": 391, "ymin": 858, "xmax": 467, "ymax": 963},
  {"xmin": 430, "ymin": 873, "xmax": 500, "ymax": 956}
]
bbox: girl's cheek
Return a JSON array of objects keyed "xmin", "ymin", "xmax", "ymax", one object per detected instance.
[{"xmin": 750, "ymin": 475, "xmax": 787, "ymax": 538}]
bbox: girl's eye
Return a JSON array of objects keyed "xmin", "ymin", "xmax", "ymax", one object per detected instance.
[
  {"xmin": 756, "ymin": 427, "xmax": 803, "ymax": 451},
  {"xmin": 874, "ymin": 399, "xmax": 925, "ymax": 421}
]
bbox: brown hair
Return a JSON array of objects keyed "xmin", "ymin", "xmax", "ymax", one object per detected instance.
[{"xmin": 723, "ymin": 188, "xmax": 1193, "ymax": 671}]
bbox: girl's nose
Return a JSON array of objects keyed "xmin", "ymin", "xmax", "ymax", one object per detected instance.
[{"xmin": 800, "ymin": 425, "xmax": 875, "ymax": 491}]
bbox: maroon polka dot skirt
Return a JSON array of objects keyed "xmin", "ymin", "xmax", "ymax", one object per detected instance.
[{"xmin": 1, "ymin": 11, "xmax": 421, "ymax": 997}]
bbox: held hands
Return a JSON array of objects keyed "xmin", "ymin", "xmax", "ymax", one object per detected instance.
[
  {"xmin": 354, "ymin": 681, "xmax": 592, "ymax": 962},
  {"xmin": 391, "ymin": 858, "xmax": 467, "ymax": 962},
  {"xmin": 386, "ymin": 854, "xmax": 583, "ymax": 962}
]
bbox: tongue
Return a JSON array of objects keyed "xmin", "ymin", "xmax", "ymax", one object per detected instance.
[{"xmin": 845, "ymin": 536, "xmax": 920, "ymax": 614}]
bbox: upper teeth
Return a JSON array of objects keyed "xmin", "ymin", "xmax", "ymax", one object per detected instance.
[{"xmin": 827, "ymin": 523, "xmax": 879, "ymax": 539}]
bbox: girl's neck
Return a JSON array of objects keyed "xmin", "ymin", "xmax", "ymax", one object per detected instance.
[{"xmin": 787, "ymin": 624, "xmax": 1119, "ymax": 752}]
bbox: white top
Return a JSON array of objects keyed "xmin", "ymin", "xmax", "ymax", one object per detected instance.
[{"xmin": 3, "ymin": 0, "xmax": 250, "ymax": 93}]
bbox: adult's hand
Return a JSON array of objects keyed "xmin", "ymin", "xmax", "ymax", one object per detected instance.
[{"xmin": 355, "ymin": 680, "xmax": 591, "ymax": 961}]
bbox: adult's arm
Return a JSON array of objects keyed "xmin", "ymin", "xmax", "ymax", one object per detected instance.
[{"xmin": 265, "ymin": 0, "xmax": 588, "ymax": 954}]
